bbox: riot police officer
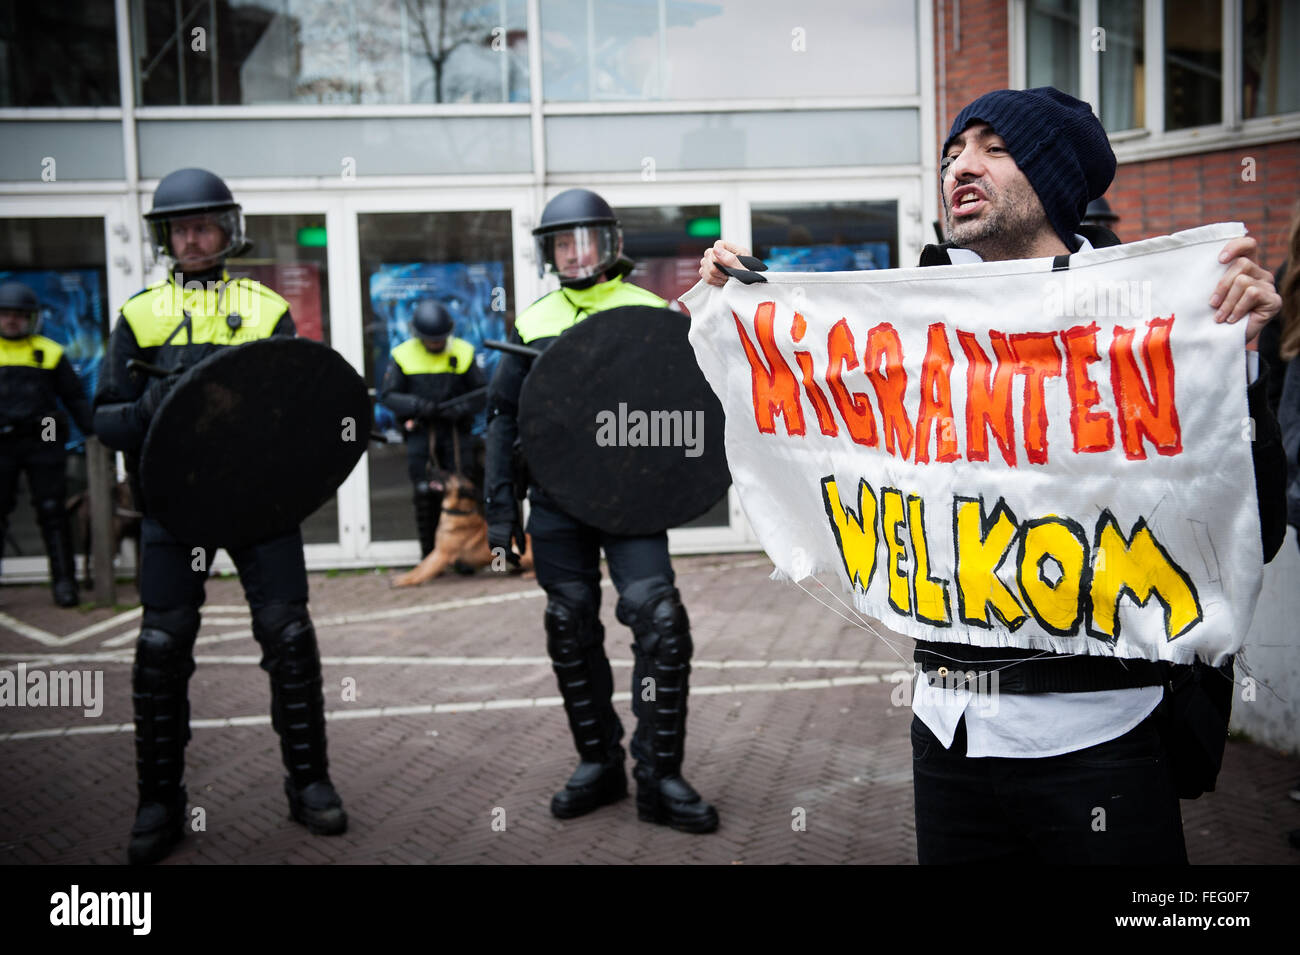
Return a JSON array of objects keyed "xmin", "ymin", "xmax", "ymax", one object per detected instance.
[
  {"xmin": 484, "ymin": 189, "xmax": 719, "ymax": 833},
  {"xmin": 379, "ymin": 298, "xmax": 485, "ymax": 558},
  {"xmin": 94, "ymin": 168, "xmax": 347, "ymax": 864},
  {"xmin": 0, "ymin": 280, "xmax": 94, "ymax": 606}
]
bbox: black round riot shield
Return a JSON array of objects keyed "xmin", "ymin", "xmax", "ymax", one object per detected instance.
[
  {"xmin": 518, "ymin": 305, "xmax": 729, "ymax": 535},
  {"xmin": 140, "ymin": 338, "xmax": 370, "ymax": 550}
]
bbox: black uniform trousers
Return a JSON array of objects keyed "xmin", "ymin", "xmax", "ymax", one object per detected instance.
[
  {"xmin": 138, "ymin": 515, "xmax": 308, "ymax": 656},
  {"xmin": 911, "ymin": 711, "xmax": 1188, "ymax": 864},
  {"xmin": 0, "ymin": 434, "xmax": 67, "ymax": 542},
  {"xmin": 528, "ymin": 492, "xmax": 675, "ymax": 764}
]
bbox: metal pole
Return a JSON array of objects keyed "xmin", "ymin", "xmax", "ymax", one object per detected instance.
[
  {"xmin": 86, "ymin": 438, "xmax": 117, "ymax": 606},
  {"xmin": 175, "ymin": 0, "xmax": 186, "ymax": 105}
]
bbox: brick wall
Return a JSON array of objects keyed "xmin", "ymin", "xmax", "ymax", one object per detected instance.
[
  {"xmin": 934, "ymin": 0, "xmax": 1009, "ymax": 146},
  {"xmin": 931, "ymin": 0, "xmax": 1298, "ymax": 269},
  {"xmin": 1110, "ymin": 142, "xmax": 1300, "ymax": 271}
]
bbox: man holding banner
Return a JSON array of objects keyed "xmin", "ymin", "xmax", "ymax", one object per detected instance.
[{"xmin": 694, "ymin": 87, "xmax": 1284, "ymax": 864}]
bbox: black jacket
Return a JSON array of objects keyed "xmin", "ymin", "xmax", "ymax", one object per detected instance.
[{"xmin": 0, "ymin": 335, "xmax": 93, "ymax": 439}]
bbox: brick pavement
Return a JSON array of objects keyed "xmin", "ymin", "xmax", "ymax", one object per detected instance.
[{"xmin": 1, "ymin": 554, "xmax": 1298, "ymax": 865}]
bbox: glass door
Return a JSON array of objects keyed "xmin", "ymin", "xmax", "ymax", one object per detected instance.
[
  {"xmin": 228, "ymin": 211, "xmax": 337, "ymax": 546},
  {"xmin": 342, "ymin": 188, "xmax": 533, "ymax": 565},
  {"xmin": 0, "ymin": 194, "xmax": 136, "ymax": 582}
]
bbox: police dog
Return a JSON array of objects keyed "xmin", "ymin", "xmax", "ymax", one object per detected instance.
[
  {"xmin": 392, "ymin": 474, "xmax": 532, "ymax": 586},
  {"xmin": 68, "ymin": 480, "xmax": 143, "ymax": 589}
]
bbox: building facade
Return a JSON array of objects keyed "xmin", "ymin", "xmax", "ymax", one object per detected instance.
[{"xmin": 1, "ymin": 0, "xmax": 1295, "ymax": 578}]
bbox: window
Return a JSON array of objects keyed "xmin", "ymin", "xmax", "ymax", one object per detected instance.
[
  {"xmin": 1099, "ymin": 0, "xmax": 1144, "ymax": 131},
  {"xmin": 750, "ymin": 201, "xmax": 898, "ymax": 272},
  {"xmin": 357, "ymin": 209, "xmax": 514, "ymax": 544},
  {"xmin": 1242, "ymin": 0, "xmax": 1300, "ymax": 119},
  {"xmin": 618, "ymin": 202, "xmax": 728, "ymax": 528},
  {"xmin": 229, "ymin": 214, "xmax": 337, "ymax": 543},
  {"xmin": 1164, "ymin": 0, "xmax": 1221, "ymax": 130},
  {"xmin": 1025, "ymin": 0, "xmax": 1080, "ymax": 97},
  {"xmin": 134, "ymin": 0, "xmax": 528, "ymax": 106},
  {"xmin": 0, "ymin": 2, "xmax": 120, "ymax": 107},
  {"xmin": 1017, "ymin": 0, "xmax": 1300, "ymax": 141},
  {"xmin": 0, "ymin": 216, "xmax": 109, "ymax": 561},
  {"xmin": 541, "ymin": 0, "xmax": 918, "ymax": 102}
]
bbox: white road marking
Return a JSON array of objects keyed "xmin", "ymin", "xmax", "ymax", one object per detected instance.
[
  {"xmin": 0, "ymin": 612, "xmax": 59, "ymax": 647},
  {"xmin": 0, "ymin": 651, "xmax": 904, "ymax": 671},
  {"xmin": 0, "ymin": 674, "xmax": 881, "ymax": 741},
  {"xmin": 8, "ymin": 557, "xmax": 775, "ymax": 649},
  {"xmin": 99, "ymin": 630, "xmax": 142, "ymax": 648},
  {"xmin": 0, "ymin": 607, "xmax": 147, "ymax": 648}
]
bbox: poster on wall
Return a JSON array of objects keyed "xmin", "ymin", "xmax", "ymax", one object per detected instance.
[
  {"xmin": 368, "ymin": 261, "xmax": 507, "ymax": 435},
  {"xmin": 765, "ymin": 242, "xmax": 891, "ymax": 272},
  {"xmin": 631, "ymin": 256, "xmax": 705, "ymax": 304},
  {"xmin": 233, "ymin": 263, "xmax": 325, "ymax": 341},
  {"xmin": 0, "ymin": 268, "xmax": 105, "ymax": 451}
]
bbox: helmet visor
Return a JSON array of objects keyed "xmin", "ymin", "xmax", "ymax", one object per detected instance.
[
  {"xmin": 146, "ymin": 207, "xmax": 245, "ymax": 267},
  {"xmin": 534, "ymin": 224, "xmax": 621, "ymax": 281}
]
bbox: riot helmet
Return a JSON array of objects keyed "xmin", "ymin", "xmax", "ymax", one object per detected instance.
[
  {"xmin": 1081, "ymin": 196, "xmax": 1119, "ymax": 229},
  {"xmin": 412, "ymin": 298, "xmax": 454, "ymax": 351},
  {"xmin": 532, "ymin": 189, "xmax": 623, "ymax": 289},
  {"xmin": 0, "ymin": 280, "xmax": 40, "ymax": 340},
  {"xmin": 144, "ymin": 168, "xmax": 248, "ymax": 268}
]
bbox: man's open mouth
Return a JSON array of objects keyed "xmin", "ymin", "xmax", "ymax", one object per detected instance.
[{"xmin": 951, "ymin": 186, "xmax": 988, "ymax": 216}]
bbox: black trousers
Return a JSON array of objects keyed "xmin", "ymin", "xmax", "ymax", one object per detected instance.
[
  {"xmin": 528, "ymin": 494, "xmax": 676, "ymax": 765},
  {"xmin": 527, "ymin": 494, "xmax": 674, "ymax": 595},
  {"xmin": 911, "ymin": 711, "xmax": 1188, "ymax": 864},
  {"xmin": 0, "ymin": 435, "xmax": 67, "ymax": 546},
  {"xmin": 138, "ymin": 516, "xmax": 309, "ymax": 643}
]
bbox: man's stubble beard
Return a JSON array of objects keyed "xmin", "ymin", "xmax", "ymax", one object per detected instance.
[{"xmin": 944, "ymin": 176, "xmax": 1055, "ymax": 262}]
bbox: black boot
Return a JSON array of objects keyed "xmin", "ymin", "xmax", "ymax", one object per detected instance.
[
  {"xmin": 621, "ymin": 581, "xmax": 719, "ymax": 834},
  {"xmin": 551, "ymin": 747, "xmax": 628, "ymax": 819},
  {"xmin": 261, "ymin": 613, "xmax": 347, "ymax": 836},
  {"xmin": 128, "ymin": 786, "xmax": 187, "ymax": 865},
  {"xmin": 37, "ymin": 501, "xmax": 78, "ymax": 607},
  {"xmin": 413, "ymin": 485, "xmax": 442, "ymax": 558},
  {"xmin": 127, "ymin": 627, "xmax": 195, "ymax": 864},
  {"xmin": 545, "ymin": 584, "xmax": 627, "ymax": 819}
]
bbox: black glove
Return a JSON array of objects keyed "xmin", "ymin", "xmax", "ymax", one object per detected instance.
[
  {"xmin": 487, "ymin": 517, "xmax": 526, "ymax": 568},
  {"xmin": 416, "ymin": 398, "xmax": 442, "ymax": 421}
]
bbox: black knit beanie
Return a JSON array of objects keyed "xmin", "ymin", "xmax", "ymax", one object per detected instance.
[{"xmin": 945, "ymin": 87, "xmax": 1116, "ymax": 251}]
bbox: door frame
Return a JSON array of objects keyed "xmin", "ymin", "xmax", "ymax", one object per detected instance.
[{"xmin": 0, "ymin": 192, "xmax": 136, "ymax": 582}]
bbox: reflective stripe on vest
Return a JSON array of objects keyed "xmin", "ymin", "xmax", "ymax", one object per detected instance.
[
  {"xmin": 391, "ymin": 336, "xmax": 475, "ymax": 375},
  {"xmin": 514, "ymin": 278, "xmax": 666, "ymax": 344},
  {"xmin": 0, "ymin": 335, "xmax": 63, "ymax": 369},
  {"xmin": 120, "ymin": 275, "xmax": 289, "ymax": 347}
]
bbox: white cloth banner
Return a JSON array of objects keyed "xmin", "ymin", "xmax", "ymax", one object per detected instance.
[{"xmin": 682, "ymin": 223, "xmax": 1261, "ymax": 666}]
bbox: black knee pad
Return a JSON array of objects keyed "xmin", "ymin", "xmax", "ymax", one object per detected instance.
[
  {"xmin": 617, "ymin": 577, "xmax": 689, "ymax": 647},
  {"xmin": 134, "ymin": 626, "xmax": 197, "ymax": 689},
  {"xmin": 252, "ymin": 602, "xmax": 318, "ymax": 677},
  {"xmin": 544, "ymin": 582, "xmax": 602, "ymax": 658},
  {"xmin": 141, "ymin": 606, "xmax": 201, "ymax": 641}
]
